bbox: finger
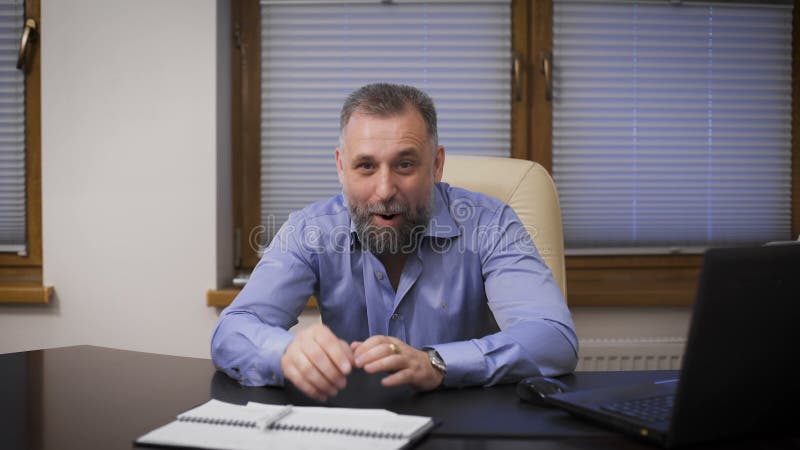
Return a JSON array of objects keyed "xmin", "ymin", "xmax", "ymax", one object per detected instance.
[
  {"xmin": 352, "ymin": 335, "xmax": 385, "ymax": 356},
  {"xmin": 350, "ymin": 341, "xmax": 362, "ymax": 351},
  {"xmin": 283, "ymin": 362, "xmax": 328, "ymax": 402},
  {"xmin": 339, "ymin": 340, "xmax": 355, "ymax": 366},
  {"xmin": 300, "ymin": 339, "xmax": 347, "ymax": 391},
  {"xmin": 357, "ymin": 341, "xmax": 401, "ymax": 368},
  {"xmin": 353, "ymin": 335, "xmax": 392, "ymax": 362},
  {"xmin": 363, "ymin": 354, "xmax": 405, "ymax": 374},
  {"xmin": 381, "ymin": 368, "xmax": 415, "ymax": 387},
  {"xmin": 293, "ymin": 348, "xmax": 340, "ymax": 397},
  {"xmin": 312, "ymin": 327, "xmax": 354, "ymax": 374}
]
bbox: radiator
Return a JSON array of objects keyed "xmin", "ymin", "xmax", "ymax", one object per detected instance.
[{"xmin": 577, "ymin": 337, "xmax": 686, "ymax": 371}]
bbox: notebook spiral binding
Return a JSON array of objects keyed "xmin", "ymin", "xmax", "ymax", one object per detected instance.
[
  {"xmin": 176, "ymin": 413, "xmax": 404, "ymax": 438},
  {"xmin": 272, "ymin": 423, "xmax": 404, "ymax": 439},
  {"xmin": 177, "ymin": 415, "xmax": 258, "ymax": 428}
]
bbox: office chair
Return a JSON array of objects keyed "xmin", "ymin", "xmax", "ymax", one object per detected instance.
[{"xmin": 441, "ymin": 155, "xmax": 567, "ymax": 300}]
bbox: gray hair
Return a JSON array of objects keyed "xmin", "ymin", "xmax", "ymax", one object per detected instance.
[{"xmin": 338, "ymin": 83, "xmax": 438, "ymax": 150}]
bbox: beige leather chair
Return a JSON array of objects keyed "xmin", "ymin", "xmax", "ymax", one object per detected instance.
[{"xmin": 441, "ymin": 155, "xmax": 567, "ymax": 300}]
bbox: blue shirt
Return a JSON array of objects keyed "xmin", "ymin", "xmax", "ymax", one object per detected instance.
[{"xmin": 211, "ymin": 182, "xmax": 578, "ymax": 387}]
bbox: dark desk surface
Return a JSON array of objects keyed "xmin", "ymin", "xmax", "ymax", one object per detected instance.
[{"xmin": 1, "ymin": 345, "xmax": 796, "ymax": 450}]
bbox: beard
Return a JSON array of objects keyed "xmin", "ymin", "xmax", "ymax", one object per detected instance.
[{"xmin": 348, "ymin": 192, "xmax": 433, "ymax": 256}]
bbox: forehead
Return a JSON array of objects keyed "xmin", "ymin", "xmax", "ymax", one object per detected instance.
[{"xmin": 342, "ymin": 109, "xmax": 429, "ymax": 155}]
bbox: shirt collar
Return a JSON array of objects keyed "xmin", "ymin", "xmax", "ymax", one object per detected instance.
[{"xmin": 347, "ymin": 182, "xmax": 460, "ymax": 249}]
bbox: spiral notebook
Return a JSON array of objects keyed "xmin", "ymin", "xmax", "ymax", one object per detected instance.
[{"xmin": 134, "ymin": 399, "xmax": 435, "ymax": 450}]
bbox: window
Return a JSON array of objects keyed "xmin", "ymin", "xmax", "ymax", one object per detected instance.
[
  {"xmin": 0, "ymin": 0, "xmax": 46, "ymax": 304},
  {"xmin": 224, "ymin": 0, "xmax": 798, "ymax": 307},
  {"xmin": 552, "ymin": 1, "xmax": 793, "ymax": 251},
  {"xmin": 259, "ymin": 1, "xmax": 513, "ymax": 242},
  {"xmin": 231, "ymin": 0, "xmax": 528, "ymax": 270},
  {"xmin": 529, "ymin": 0, "xmax": 799, "ymax": 305},
  {"xmin": 0, "ymin": 1, "xmax": 27, "ymax": 256}
]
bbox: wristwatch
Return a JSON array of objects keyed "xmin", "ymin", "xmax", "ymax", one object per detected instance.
[{"xmin": 426, "ymin": 349, "xmax": 447, "ymax": 375}]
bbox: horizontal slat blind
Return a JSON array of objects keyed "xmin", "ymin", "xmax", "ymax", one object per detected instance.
[
  {"xmin": 552, "ymin": 0, "xmax": 793, "ymax": 251},
  {"xmin": 0, "ymin": 0, "xmax": 26, "ymax": 254},
  {"xmin": 260, "ymin": 1, "xmax": 511, "ymax": 240}
]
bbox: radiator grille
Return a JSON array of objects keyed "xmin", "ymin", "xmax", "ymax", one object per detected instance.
[{"xmin": 577, "ymin": 337, "xmax": 686, "ymax": 371}]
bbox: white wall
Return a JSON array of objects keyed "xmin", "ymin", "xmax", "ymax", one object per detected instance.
[
  {"xmin": 0, "ymin": 0, "xmax": 227, "ymax": 358},
  {"xmin": 0, "ymin": 0, "xmax": 691, "ymax": 360}
]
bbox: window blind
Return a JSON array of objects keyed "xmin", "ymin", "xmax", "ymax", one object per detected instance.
[
  {"xmin": 0, "ymin": 0, "xmax": 26, "ymax": 254},
  {"xmin": 260, "ymin": 0, "xmax": 511, "ymax": 241},
  {"xmin": 552, "ymin": 0, "xmax": 793, "ymax": 252}
]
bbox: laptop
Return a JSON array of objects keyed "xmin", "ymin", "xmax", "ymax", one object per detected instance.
[{"xmin": 545, "ymin": 244, "xmax": 800, "ymax": 448}]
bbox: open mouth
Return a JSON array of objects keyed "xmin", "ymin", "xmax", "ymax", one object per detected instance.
[{"xmin": 378, "ymin": 214, "xmax": 397, "ymax": 220}]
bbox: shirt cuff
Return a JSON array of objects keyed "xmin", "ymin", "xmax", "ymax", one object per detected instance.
[
  {"xmin": 241, "ymin": 329, "xmax": 294, "ymax": 387},
  {"xmin": 428, "ymin": 340, "xmax": 486, "ymax": 387}
]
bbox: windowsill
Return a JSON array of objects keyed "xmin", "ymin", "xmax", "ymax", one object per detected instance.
[
  {"xmin": 0, "ymin": 284, "xmax": 53, "ymax": 304},
  {"xmin": 207, "ymin": 282, "xmax": 693, "ymax": 308},
  {"xmin": 207, "ymin": 289, "xmax": 318, "ymax": 309}
]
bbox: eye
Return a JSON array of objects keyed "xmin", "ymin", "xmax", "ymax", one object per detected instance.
[
  {"xmin": 398, "ymin": 161, "xmax": 414, "ymax": 170},
  {"xmin": 357, "ymin": 162, "xmax": 375, "ymax": 171}
]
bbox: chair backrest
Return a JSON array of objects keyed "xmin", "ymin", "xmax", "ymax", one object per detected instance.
[{"xmin": 441, "ymin": 154, "xmax": 567, "ymax": 299}]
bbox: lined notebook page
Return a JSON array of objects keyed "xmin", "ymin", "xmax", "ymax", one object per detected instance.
[{"xmin": 135, "ymin": 399, "xmax": 434, "ymax": 450}]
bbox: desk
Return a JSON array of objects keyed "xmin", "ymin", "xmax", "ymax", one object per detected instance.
[{"xmin": 1, "ymin": 346, "xmax": 796, "ymax": 450}]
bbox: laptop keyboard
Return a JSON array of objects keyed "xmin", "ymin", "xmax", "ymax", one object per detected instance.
[{"xmin": 599, "ymin": 394, "xmax": 675, "ymax": 423}]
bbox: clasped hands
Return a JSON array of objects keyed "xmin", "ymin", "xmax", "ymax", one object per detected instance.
[{"xmin": 280, "ymin": 323, "xmax": 444, "ymax": 402}]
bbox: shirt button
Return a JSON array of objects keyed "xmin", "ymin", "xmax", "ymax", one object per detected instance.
[
  {"xmin": 376, "ymin": 271, "xmax": 384, "ymax": 280},
  {"xmin": 391, "ymin": 313, "xmax": 399, "ymax": 320}
]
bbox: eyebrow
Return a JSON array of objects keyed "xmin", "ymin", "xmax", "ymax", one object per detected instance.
[
  {"xmin": 349, "ymin": 153, "xmax": 375, "ymax": 164},
  {"xmin": 349, "ymin": 148, "xmax": 422, "ymax": 163},
  {"xmin": 395, "ymin": 148, "xmax": 421, "ymax": 159}
]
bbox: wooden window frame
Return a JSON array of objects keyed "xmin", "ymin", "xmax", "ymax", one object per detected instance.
[
  {"xmin": 220, "ymin": 0, "xmax": 797, "ymax": 308},
  {"xmin": 0, "ymin": 0, "xmax": 50, "ymax": 304},
  {"xmin": 231, "ymin": 0, "xmax": 262, "ymax": 271}
]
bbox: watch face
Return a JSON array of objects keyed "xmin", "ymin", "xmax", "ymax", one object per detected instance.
[{"xmin": 428, "ymin": 350, "xmax": 446, "ymax": 372}]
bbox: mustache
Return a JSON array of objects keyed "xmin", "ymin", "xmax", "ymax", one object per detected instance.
[{"xmin": 359, "ymin": 201, "xmax": 408, "ymax": 216}]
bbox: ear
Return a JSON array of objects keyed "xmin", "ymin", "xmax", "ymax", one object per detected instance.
[
  {"xmin": 335, "ymin": 147, "xmax": 345, "ymax": 185},
  {"xmin": 433, "ymin": 145, "xmax": 445, "ymax": 183}
]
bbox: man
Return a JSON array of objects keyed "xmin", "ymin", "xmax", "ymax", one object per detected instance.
[{"xmin": 212, "ymin": 83, "xmax": 577, "ymax": 401}]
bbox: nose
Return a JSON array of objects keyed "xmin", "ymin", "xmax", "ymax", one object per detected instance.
[{"xmin": 374, "ymin": 167, "xmax": 398, "ymax": 202}]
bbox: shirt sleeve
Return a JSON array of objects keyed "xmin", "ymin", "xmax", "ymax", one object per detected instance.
[
  {"xmin": 430, "ymin": 205, "xmax": 579, "ymax": 387},
  {"xmin": 210, "ymin": 213, "xmax": 318, "ymax": 387}
]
